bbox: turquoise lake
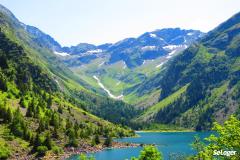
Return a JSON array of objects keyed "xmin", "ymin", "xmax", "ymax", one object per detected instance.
[{"xmin": 67, "ymin": 131, "xmax": 213, "ymax": 160}]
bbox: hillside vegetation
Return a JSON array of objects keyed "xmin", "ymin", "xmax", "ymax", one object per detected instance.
[
  {"xmin": 0, "ymin": 5, "xmax": 136, "ymax": 159},
  {"xmin": 134, "ymin": 12, "xmax": 240, "ymax": 130}
]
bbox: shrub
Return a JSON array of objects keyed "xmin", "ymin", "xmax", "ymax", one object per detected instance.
[
  {"xmin": 0, "ymin": 142, "xmax": 10, "ymax": 159},
  {"xmin": 131, "ymin": 145, "xmax": 162, "ymax": 160},
  {"xmin": 36, "ymin": 145, "xmax": 48, "ymax": 156},
  {"xmin": 191, "ymin": 116, "xmax": 240, "ymax": 160},
  {"xmin": 52, "ymin": 146, "xmax": 63, "ymax": 155}
]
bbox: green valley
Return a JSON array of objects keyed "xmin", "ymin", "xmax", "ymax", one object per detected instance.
[
  {"xmin": 0, "ymin": 4, "xmax": 136, "ymax": 159},
  {"xmin": 0, "ymin": 1, "xmax": 240, "ymax": 160}
]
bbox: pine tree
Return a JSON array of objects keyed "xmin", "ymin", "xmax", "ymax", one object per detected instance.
[
  {"xmin": 1, "ymin": 107, "xmax": 12, "ymax": 123},
  {"xmin": 37, "ymin": 118, "xmax": 45, "ymax": 133},
  {"xmin": 19, "ymin": 97, "xmax": 25, "ymax": 108},
  {"xmin": 50, "ymin": 112, "xmax": 60, "ymax": 129},
  {"xmin": 0, "ymin": 72, "xmax": 7, "ymax": 91},
  {"xmin": 26, "ymin": 103, "xmax": 33, "ymax": 117},
  {"xmin": 53, "ymin": 127, "xmax": 59, "ymax": 139},
  {"xmin": 10, "ymin": 107, "xmax": 24, "ymax": 137},
  {"xmin": 47, "ymin": 96, "xmax": 53, "ymax": 108},
  {"xmin": 34, "ymin": 105, "xmax": 41, "ymax": 118},
  {"xmin": 104, "ymin": 135, "xmax": 112, "ymax": 147},
  {"xmin": 94, "ymin": 134, "xmax": 100, "ymax": 145},
  {"xmin": 57, "ymin": 105, "xmax": 63, "ymax": 114},
  {"xmin": 66, "ymin": 118, "xmax": 73, "ymax": 129},
  {"xmin": 67, "ymin": 128, "xmax": 78, "ymax": 147},
  {"xmin": 44, "ymin": 132, "xmax": 53, "ymax": 150},
  {"xmin": 74, "ymin": 122, "xmax": 79, "ymax": 138},
  {"xmin": 33, "ymin": 133, "xmax": 42, "ymax": 150}
]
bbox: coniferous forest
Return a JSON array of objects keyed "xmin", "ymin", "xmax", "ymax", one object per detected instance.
[{"xmin": 0, "ymin": 2, "xmax": 240, "ymax": 160}]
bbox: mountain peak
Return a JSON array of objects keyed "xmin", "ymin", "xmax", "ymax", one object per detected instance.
[
  {"xmin": 134, "ymin": 11, "xmax": 240, "ymax": 129},
  {"xmin": 214, "ymin": 11, "xmax": 240, "ymax": 33},
  {"xmin": 0, "ymin": 4, "xmax": 16, "ymax": 20}
]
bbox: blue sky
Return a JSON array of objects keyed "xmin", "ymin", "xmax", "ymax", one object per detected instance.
[{"xmin": 1, "ymin": 0, "xmax": 240, "ymax": 46}]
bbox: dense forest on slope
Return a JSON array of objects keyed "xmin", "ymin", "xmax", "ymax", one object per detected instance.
[
  {"xmin": 0, "ymin": 29, "xmax": 134, "ymax": 159},
  {"xmin": 0, "ymin": 5, "xmax": 137, "ymax": 159},
  {"xmin": 0, "ymin": 4, "xmax": 139, "ymax": 127},
  {"xmin": 134, "ymin": 12, "xmax": 240, "ymax": 130}
]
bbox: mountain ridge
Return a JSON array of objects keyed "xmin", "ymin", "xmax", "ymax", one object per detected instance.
[
  {"xmin": 19, "ymin": 21, "xmax": 204, "ymax": 68},
  {"xmin": 16, "ymin": 9, "xmax": 204, "ymax": 102},
  {"xmin": 133, "ymin": 11, "xmax": 240, "ymax": 130},
  {"xmin": 60, "ymin": 28, "xmax": 204, "ymax": 102}
]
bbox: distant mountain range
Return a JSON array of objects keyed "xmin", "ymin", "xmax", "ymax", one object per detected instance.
[
  {"xmin": 24, "ymin": 26, "xmax": 204, "ymax": 68},
  {"xmin": 22, "ymin": 19, "xmax": 205, "ymax": 102},
  {"xmin": 106, "ymin": 28, "xmax": 203, "ymax": 68}
]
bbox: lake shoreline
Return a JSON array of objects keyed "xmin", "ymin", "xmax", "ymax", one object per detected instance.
[
  {"xmin": 135, "ymin": 129, "xmax": 195, "ymax": 133},
  {"xmin": 55, "ymin": 141, "xmax": 141, "ymax": 160},
  {"xmin": 55, "ymin": 131, "xmax": 213, "ymax": 160}
]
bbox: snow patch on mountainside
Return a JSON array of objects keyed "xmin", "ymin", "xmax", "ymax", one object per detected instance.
[
  {"xmin": 156, "ymin": 62, "xmax": 164, "ymax": 68},
  {"xmin": 158, "ymin": 37, "xmax": 165, "ymax": 41},
  {"xmin": 187, "ymin": 32, "xmax": 194, "ymax": 36},
  {"xmin": 163, "ymin": 45, "xmax": 180, "ymax": 50},
  {"xmin": 87, "ymin": 49, "xmax": 102, "ymax": 54},
  {"xmin": 93, "ymin": 75, "xmax": 123, "ymax": 100},
  {"xmin": 123, "ymin": 62, "xmax": 127, "ymax": 69},
  {"xmin": 54, "ymin": 51, "xmax": 70, "ymax": 56},
  {"xmin": 141, "ymin": 46, "xmax": 156, "ymax": 51},
  {"xmin": 142, "ymin": 60, "xmax": 146, "ymax": 65},
  {"xmin": 98, "ymin": 61, "xmax": 105, "ymax": 67},
  {"xmin": 54, "ymin": 79, "xmax": 64, "ymax": 91},
  {"xmin": 163, "ymin": 44, "xmax": 188, "ymax": 51},
  {"xmin": 169, "ymin": 50, "xmax": 177, "ymax": 56},
  {"xmin": 184, "ymin": 37, "xmax": 187, "ymax": 43},
  {"xmin": 149, "ymin": 33, "xmax": 157, "ymax": 38}
]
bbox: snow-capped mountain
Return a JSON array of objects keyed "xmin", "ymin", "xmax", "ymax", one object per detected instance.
[
  {"xmin": 23, "ymin": 26, "xmax": 204, "ymax": 68},
  {"xmin": 60, "ymin": 28, "xmax": 204, "ymax": 68},
  {"xmin": 106, "ymin": 28, "xmax": 204, "ymax": 68}
]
